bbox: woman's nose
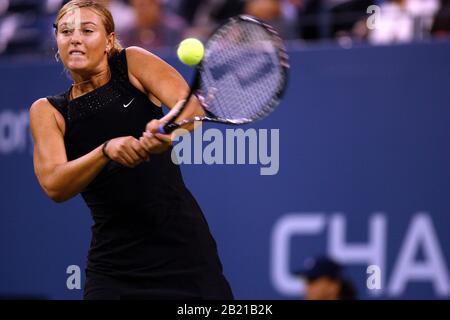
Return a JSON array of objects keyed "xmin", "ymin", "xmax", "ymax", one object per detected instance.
[{"xmin": 70, "ymin": 30, "xmax": 82, "ymax": 44}]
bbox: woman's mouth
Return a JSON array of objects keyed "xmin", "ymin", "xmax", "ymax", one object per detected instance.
[{"xmin": 69, "ymin": 50, "xmax": 85, "ymax": 56}]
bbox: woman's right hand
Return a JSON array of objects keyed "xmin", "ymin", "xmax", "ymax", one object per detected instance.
[{"xmin": 104, "ymin": 136, "xmax": 149, "ymax": 168}]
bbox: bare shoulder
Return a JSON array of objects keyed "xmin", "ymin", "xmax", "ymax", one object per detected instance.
[
  {"xmin": 125, "ymin": 46, "xmax": 178, "ymax": 77},
  {"xmin": 29, "ymin": 98, "xmax": 65, "ymax": 135},
  {"xmin": 125, "ymin": 46, "xmax": 164, "ymax": 64},
  {"xmin": 29, "ymin": 98, "xmax": 53, "ymax": 120},
  {"xmin": 124, "ymin": 46, "xmax": 184, "ymax": 103}
]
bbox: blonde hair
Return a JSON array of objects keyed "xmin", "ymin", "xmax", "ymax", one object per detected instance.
[{"xmin": 54, "ymin": 0, "xmax": 123, "ymax": 57}]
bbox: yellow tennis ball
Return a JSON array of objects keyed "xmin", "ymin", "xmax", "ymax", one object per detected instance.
[{"xmin": 177, "ymin": 38, "xmax": 204, "ymax": 66}]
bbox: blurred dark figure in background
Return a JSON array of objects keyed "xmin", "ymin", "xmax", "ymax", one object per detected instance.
[
  {"xmin": 296, "ymin": 0, "xmax": 374, "ymax": 41},
  {"xmin": 177, "ymin": 0, "xmax": 244, "ymax": 25},
  {"xmin": 176, "ymin": 0, "xmax": 244, "ymax": 41},
  {"xmin": 330, "ymin": 0, "xmax": 374, "ymax": 39},
  {"xmin": 177, "ymin": 0, "xmax": 298, "ymax": 41},
  {"xmin": 120, "ymin": 0, "xmax": 186, "ymax": 51},
  {"xmin": 295, "ymin": 256, "xmax": 357, "ymax": 300},
  {"xmin": 296, "ymin": 0, "xmax": 321, "ymax": 40},
  {"xmin": 432, "ymin": 0, "xmax": 450, "ymax": 37}
]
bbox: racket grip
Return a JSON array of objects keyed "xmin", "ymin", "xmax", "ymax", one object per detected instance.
[{"xmin": 159, "ymin": 122, "xmax": 180, "ymax": 134}]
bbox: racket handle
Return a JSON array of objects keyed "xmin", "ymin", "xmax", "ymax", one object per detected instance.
[{"xmin": 158, "ymin": 122, "xmax": 180, "ymax": 134}]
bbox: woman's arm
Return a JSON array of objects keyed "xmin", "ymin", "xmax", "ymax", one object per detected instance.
[
  {"xmin": 30, "ymin": 99, "xmax": 109, "ymax": 202},
  {"xmin": 30, "ymin": 98, "xmax": 148, "ymax": 203},
  {"xmin": 125, "ymin": 46, "xmax": 204, "ymax": 155},
  {"xmin": 125, "ymin": 46, "xmax": 204, "ymax": 128}
]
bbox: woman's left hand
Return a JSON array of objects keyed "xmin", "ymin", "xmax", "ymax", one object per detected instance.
[
  {"xmin": 140, "ymin": 99, "xmax": 188, "ymax": 155},
  {"xmin": 139, "ymin": 119, "xmax": 172, "ymax": 155}
]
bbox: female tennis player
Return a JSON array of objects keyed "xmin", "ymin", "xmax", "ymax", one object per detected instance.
[{"xmin": 29, "ymin": 0, "xmax": 233, "ymax": 300}]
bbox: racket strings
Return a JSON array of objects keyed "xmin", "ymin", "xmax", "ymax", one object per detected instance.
[{"xmin": 200, "ymin": 18, "xmax": 285, "ymax": 123}]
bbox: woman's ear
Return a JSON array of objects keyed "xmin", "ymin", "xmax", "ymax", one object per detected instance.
[{"xmin": 106, "ymin": 32, "xmax": 115, "ymax": 53}]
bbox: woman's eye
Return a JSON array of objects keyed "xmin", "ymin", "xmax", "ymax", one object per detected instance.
[
  {"xmin": 83, "ymin": 29, "xmax": 93, "ymax": 34},
  {"xmin": 61, "ymin": 29, "xmax": 72, "ymax": 35}
]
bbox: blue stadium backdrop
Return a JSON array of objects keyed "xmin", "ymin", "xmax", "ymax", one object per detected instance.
[{"xmin": 1, "ymin": 41, "xmax": 449, "ymax": 299}]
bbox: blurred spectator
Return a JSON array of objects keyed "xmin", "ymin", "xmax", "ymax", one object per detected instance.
[
  {"xmin": 177, "ymin": 0, "xmax": 243, "ymax": 25},
  {"xmin": 243, "ymin": 0, "xmax": 298, "ymax": 39},
  {"xmin": 297, "ymin": 0, "xmax": 374, "ymax": 41},
  {"xmin": 431, "ymin": 0, "xmax": 450, "ymax": 38},
  {"xmin": 245, "ymin": 0, "xmax": 282, "ymax": 21},
  {"xmin": 0, "ymin": 0, "xmax": 55, "ymax": 56},
  {"xmin": 176, "ymin": 0, "xmax": 244, "ymax": 41},
  {"xmin": 295, "ymin": 256, "xmax": 357, "ymax": 300},
  {"xmin": 0, "ymin": 0, "xmax": 10, "ymax": 17},
  {"xmin": 368, "ymin": 0, "xmax": 440, "ymax": 44},
  {"xmin": 330, "ymin": 0, "xmax": 374, "ymax": 38},
  {"xmin": 296, "ymin": 0, "xmax": 321, "ymax": 40},
  {"xmin": 120, "ymin": 0, "xmax": 187, "ymax": 52},
  {"xmin": 98, "ymin": 0, "xmax": 134, "ymax": 36}
]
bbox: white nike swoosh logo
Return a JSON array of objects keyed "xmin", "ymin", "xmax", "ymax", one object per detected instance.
[{"xmin": 123, "ymin": 98, "xmax": 135, "ymax": 108}]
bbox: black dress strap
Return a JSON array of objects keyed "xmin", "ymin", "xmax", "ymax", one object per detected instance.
[
  {"xmin": 109, "ymin": 49, "xmax": 129, "ymax": 82},
  {"xmin": 46, "ymin": 91, "xmax": 69, "ymax": 120}
]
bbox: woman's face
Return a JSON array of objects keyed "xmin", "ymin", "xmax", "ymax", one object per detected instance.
[{"xmin": 56, "ymin": 7, "xmax": 112, "ymax": 74}]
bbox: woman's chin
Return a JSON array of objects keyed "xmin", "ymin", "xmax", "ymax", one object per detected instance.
[{"xmin": 66, "ymin": 61, "xmax": 89, "ymax": 73}]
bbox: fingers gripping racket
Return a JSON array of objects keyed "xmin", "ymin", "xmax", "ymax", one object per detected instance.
[{"xmin": 159, "ymin": 15, "xmax": 289, "ymax": 134}]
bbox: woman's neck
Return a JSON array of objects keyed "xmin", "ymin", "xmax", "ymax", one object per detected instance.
[{"xmin": 69, "ymin": 68, "xmax": 111, "ymax": 100}]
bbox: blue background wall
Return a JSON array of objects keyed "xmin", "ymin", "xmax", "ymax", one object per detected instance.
[{"xmin": 1, "ymin": 41, "xmax": 449, "ymax": 299}]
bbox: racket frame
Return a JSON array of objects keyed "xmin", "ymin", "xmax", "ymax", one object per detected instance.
[{"xmin": 159, "ymin": 15, "xmax": 289, "ymax": 134}]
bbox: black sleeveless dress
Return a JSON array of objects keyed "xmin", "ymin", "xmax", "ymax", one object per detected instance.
[{"xmin": 46, "ymin": 49, "xmax": 233, "ymax": 300}]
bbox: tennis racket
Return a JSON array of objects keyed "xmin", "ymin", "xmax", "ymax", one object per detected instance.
[{"xmin": 158, "ymin": 15, "xmax": 289, "ymax": 134}]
